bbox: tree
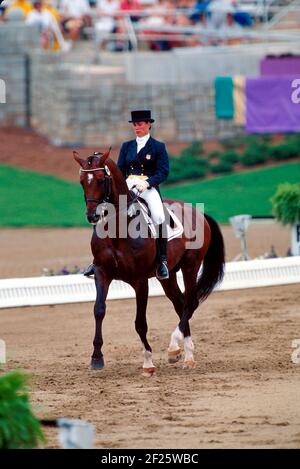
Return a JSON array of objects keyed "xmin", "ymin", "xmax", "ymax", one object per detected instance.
[
  {"xmin": 271, "ymin": 183, "xmax": 300, "ymax": 225},
  {"xmin": 271, "ymin": 183, "xmax": 300, "ymax": 256},
  {"xmin": 0, "ymin": 371, "xmax": 45, "ymax": 449}
]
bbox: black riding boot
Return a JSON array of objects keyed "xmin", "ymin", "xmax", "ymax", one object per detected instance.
[
  {"xmin": 155, "ymin": 223, "xmax": 169, "ymax": 280},
  {"xmin": 83, "ymin": 263, "xmax": 95, "ymax": 277}
]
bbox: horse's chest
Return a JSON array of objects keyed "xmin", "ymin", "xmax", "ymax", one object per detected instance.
[{"xmin": 99, "ymin": 248, "xmax": 127, "ymax": 275}]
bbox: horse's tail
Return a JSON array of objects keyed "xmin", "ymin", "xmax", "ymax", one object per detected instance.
[{"xmin": 197, "ymin": 214, "xmax": 225, "ymax": 303}]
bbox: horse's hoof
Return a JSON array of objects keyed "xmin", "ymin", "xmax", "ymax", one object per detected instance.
[
  {"xmin": 142, "ymin": 367, "xmax": 156, "ymax": 377},
  {"xmin": 91, "ymin": 357, "xmax": 105, "ymax": 370},
  {"xmin": 168, "ymin": 348, "xmax": 182, "ymax": 364},
  {"xmin": 183, "ymin": 360, "xmax": 196, "ymax": 369}
]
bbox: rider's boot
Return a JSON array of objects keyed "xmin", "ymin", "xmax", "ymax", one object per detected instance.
[
  {"xmin": 155, "ymin": 223, "xmax": 169, "ymax": 280},
  {"xmin": 83, "ymin": 263, "xmax": 96, "ymax": 277}
]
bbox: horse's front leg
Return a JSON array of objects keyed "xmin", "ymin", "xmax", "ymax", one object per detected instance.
[
  {"xmin": 91, "ymin": 267, "xmax": 111, "ymax": 370},
  {"xmin": 134, "ymin": 279, "xmax": 155, "ymax": 377}
]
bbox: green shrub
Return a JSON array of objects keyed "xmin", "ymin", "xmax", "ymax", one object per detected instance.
[
  {"xmin": 0, "ymin": 371, "xmax": 45, "ymax": 449},
  {"xmin": 220, "ymin": 150, "xmax": 239, "ymax": 164},
  {"xmin": 180, "ymin": 140, "xmax": 204, "ymax": 158},
  {"xmin": 207, "ymin": 151, "xmax": 221, "ymax": 160},
  {"xmin": 241, "ymin": 143, "xmax": 269, "ymax": 166},
  {"xmin": 259, "ymin": 133, "xmax": 272, "ymax": 144},
  {"xmin": 271, "ymin": 183, "xmax": 300, "ymax": 225},
  {"xmin": 220, "ymin": 135, "xmax": 251, "ymax": 149},
  {"xmin": 268, "ymin": 143, "xmax": 299, "ymax": 161},
  {"xmin": 167, "ymin": 153, "xmax": 208, "ymax": 184},
  {"xmin": 221, "ymin": 134, "xmax": 273, "ymax": 151},
  {"xmin": 180, "ymin": 156, "xmax": 208, "ymax": 180},
  {"xmin": 220, "ymin": 137, "xmax": 239, "ymax": 150},
  {"xmin": 210, "ymin": 161, "xmax": 233, "ymax": 174},
  {"xmin": 284, "ymin": 133, "xmax": 300, "ymax": 145},
  {"xmin": 167, "ymin": 156, "xmax": 183, "ymax": 184}
]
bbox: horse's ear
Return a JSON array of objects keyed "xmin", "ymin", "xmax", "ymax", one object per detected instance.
[
  {"xmin": 73, "ymin": 151, "xmax": 84, "ymax": 167},
  {"xmin": 100, "ymin": 147, "xmax": 112, "ymax": 163}
]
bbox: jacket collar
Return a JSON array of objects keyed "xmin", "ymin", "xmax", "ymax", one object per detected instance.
[
  {"xmin": 136, "ymin": 133, "xmax": 150, "ymax": 148},
  {"xmin": 133, "ymin": 135, "xmax": 153, "ymax": 154}
]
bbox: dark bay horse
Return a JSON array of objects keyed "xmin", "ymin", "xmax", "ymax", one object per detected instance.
[{"xmin": 74, "ymin": 149, "xmax": 225, "ymax": 375}]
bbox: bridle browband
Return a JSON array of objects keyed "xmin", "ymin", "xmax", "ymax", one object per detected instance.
[{"xmin": 80, "ymin": 167, "xmax": 106, "ymax": 172}]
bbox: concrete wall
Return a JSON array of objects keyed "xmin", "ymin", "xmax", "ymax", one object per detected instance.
[
  {"xmin": 30, "ymin": 51, "xmax": 238, "ymax": 145},
  {"xmin": 0, "ymin": 24, "xmax": 39, "ymax": 127},
  {"xmin": 122, "ymin": 42, "xmax": 300, "ymax": 84}
]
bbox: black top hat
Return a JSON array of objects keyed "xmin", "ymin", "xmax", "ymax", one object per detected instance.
[{"xmin": 128, "ymin": 110, "xmax": 155, "ymax": 123}]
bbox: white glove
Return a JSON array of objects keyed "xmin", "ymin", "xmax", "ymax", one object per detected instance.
[{"xmin": 135, "ymin": 180, "xmax": 149, "ymax": 193}]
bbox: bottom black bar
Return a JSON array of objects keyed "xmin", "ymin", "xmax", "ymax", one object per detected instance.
[{"xmin": 0, "ymin": 449, "xmax": 298, "ymax": 467}]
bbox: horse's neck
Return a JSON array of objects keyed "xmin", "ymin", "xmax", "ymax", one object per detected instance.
[{"xmin": 110, "ymin": 164, "xmax": 131, "ymax": 206}]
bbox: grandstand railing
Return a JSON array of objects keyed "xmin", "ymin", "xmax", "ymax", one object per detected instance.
[{"xmin": 83, "ymin": 7, "xmax": 300, "ymax": 52}]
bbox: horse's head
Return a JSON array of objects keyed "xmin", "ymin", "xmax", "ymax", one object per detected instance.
[{"xmin": 74, "ymin": 148, "xmax": 112, "ymax": 224}]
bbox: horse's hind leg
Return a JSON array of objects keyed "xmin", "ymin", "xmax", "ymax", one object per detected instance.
[
  {"xmin": 176, "ymin": 262, "xmax": 202, "ymax": 369},
  {"xmin": 160, "ymin": 272, "xmax": 189, "ymax": 363},
  {"xmin": 134, "ymin": 279, "xmax": 155, "ymax": 377}
]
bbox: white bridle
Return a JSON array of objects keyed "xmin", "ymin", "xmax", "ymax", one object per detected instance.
[
  {"xmin": 80, "ymin": 168, "xmax": 103, "ymax": 172},
  {"xmin": 80, "ymin": 165, "xmax": 110, "ymax": 175}
]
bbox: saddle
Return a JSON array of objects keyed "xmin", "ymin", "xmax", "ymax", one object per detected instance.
[{"xmin": 128, "ymin": 193, "xmax": 184, "ymax": 241}]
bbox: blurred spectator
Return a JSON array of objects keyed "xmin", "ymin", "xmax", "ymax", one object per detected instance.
[
  {"xmin": 139, "ymin": 0, "xmax": 175, "ymax": 51},
  {"xmin": 141, "ymin": 0, "xmax": 173, "ymax": 26},
  {"xmin": 44, "ymin": 0, "xmax": 64, "ymax": 50},
  {"xmin": 5, "ymin": 0, "xmax": 32, "ymax": 19},
  {"xmin": 219, "ymin": 11, "xmax": 242, "ymax": 44},
  {"xmin": 44, "ymin": 0, "xmax": 60, "ymax": 22},
  {"xmin": 96, "ymin": 0, "xmax": 120, "ymax": 16},
  {"xmin": 95, "ymin": 0, "xmax": 120, "ymax": 48},
  {"xmin": 0, "ymin": 0, "xmax": 8, "ymax": 19},
  {"xmin": 26, "ymin": 1, "xmax": 53, "ymax": 29},
  {"xmin": 207, "ymin": 0, "xmax": 234, "ymax": 29},
  {"xmin": 120, "ymin": 0, "xmax": 141, "ymax": 22},
  {"xmin": 120, "ymin": 0, "xmax": 141, "ymax": 11},
  {"xmin": 60, "ymin": 0, "xmax": 92, "ymax": 41},
  {"xmin": 175, "ymin": 0, "xmax": 194, "ymax": 26},
  {"xmin": 234, "ymin": 10, "xmax": 252, "ymax": 27},
  {"xmin": 26, "ymin": 1, "xmax": 59, "ymax": 48},
  {"xmin": 189, "ymin": 0, "xmax": 210, "ymax": 24}
]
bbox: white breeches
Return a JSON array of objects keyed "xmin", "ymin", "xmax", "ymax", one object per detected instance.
[{"xmin": 126, "ymin": 176, "xmax": 165, "ymax": 225}]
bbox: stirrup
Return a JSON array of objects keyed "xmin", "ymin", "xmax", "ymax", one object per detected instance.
[
  {"xmin": 156, "ymin": 260, "xmax": 169, "ymax": 280},
  {"xmin": 83, "ymin": 263, "xmax": 95, "ymax": 277}
]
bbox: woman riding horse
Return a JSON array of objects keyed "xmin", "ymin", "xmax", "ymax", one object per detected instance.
[
  {"xmin": 74, "ymin": 137, "xmax": 225, "ymax": 373},
  {"xmin": 84, "ymin": 109, "xmax": 170, "ymax": 280}
]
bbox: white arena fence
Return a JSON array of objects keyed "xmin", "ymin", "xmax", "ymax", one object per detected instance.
[{"xmin": 0, "ymin": 257, "xmax": 299, "ymax": 309}]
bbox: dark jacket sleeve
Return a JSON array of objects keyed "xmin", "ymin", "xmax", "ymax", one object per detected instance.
[
  {"xmin": 147, "ymin": 142, "xmax": 169, "ymax": 188},
  {"xmin": 117, "ymin": 142, "xmax": 128, "ymax": 178}
]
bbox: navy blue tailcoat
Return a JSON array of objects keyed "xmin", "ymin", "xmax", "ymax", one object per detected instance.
[{"xmin": 117, "ymin": 136, "xmax": 169, "ymax": 190}]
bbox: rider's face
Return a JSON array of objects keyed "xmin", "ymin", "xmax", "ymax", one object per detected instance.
[{"xmin": 132, "ymin": 121, "xmax": 151, "ymax": 138}]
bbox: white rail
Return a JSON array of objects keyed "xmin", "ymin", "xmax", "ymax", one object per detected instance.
[{"xmin": 0, "ymin": 257, "xmax": 299, "ymax": 309}]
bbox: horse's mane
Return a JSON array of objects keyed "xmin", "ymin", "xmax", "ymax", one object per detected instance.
[{"xmin": 102, "ymin": 156, "xmax": 131, "ymax": 199}]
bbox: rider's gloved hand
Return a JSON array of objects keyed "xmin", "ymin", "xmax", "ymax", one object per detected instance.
[{"xmin": 135, "ymin": 180, "xmax": 150, "ymax": 193}]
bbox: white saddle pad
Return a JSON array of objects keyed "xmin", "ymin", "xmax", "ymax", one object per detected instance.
[{"xmin": 129, "ymin": 200, "xmax": 184, "ymax": 241}]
